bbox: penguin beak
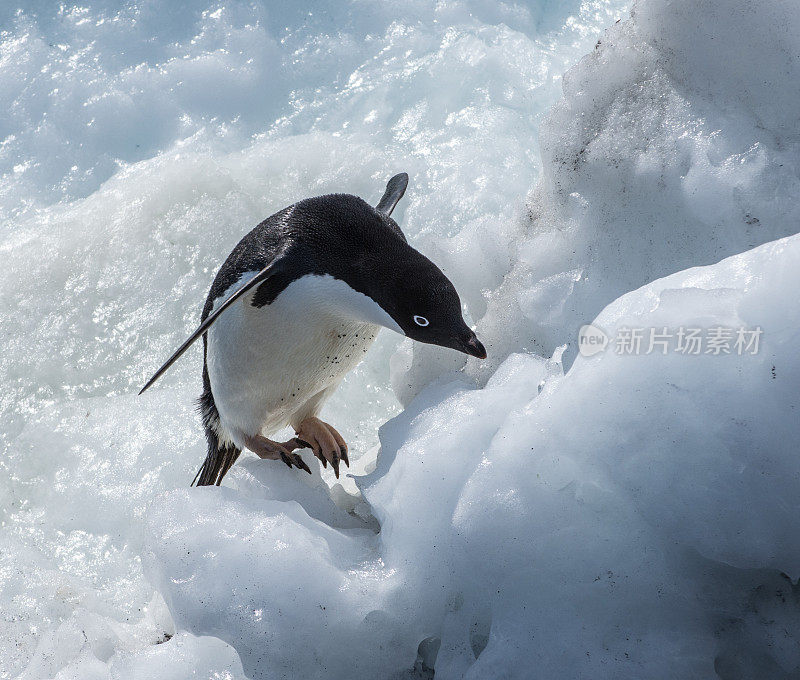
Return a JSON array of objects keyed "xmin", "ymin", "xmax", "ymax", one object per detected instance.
[{"xmin": 459, "ymin": 332, "xmax": 487, "ymax": 360}]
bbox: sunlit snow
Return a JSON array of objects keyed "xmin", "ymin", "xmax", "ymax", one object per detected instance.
[{"xmin": 3, "ymin": 0, "xmax": 800, "ymax": 678}]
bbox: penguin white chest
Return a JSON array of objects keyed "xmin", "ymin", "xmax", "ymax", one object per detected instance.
[{"xmin": 206, "ymin": 273, "xmax": 391, "ymax": 446}]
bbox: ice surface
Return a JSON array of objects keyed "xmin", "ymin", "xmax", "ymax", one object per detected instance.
[
  {"xmin": 4, "ymin": 0, "xmax": 800, "ymax": 677},
  {"xmin": 147, "ymin": 235, "xmax": 800, "ymax": 679},
  {"xmin": 35, "ymin": 631, "xmax": 248, "ymax": 680},
  {"xmin": 470, "ymin": 0, "xmax": 800, "ymax": 385}
]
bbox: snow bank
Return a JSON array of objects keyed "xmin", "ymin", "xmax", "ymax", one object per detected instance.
[
  {"xmin": 467, "ymin": 0, "xmax": 800, "ymax": 385},
  {"xmin": 147, "ymin": 233, "xmax": 800, "ymax": 678},
  {"xmin": 144, "ymin": 0, "xmax": 800, "ymax": 676}
]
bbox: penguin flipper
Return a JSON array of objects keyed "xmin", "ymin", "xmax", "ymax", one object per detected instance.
[
  {"xmin": 138, "ymin": 256, "xmax": 287, "ymax": 395},
  {"xmin": 375, "ymin": 172, "xmax": 409, "ymax": 216}
]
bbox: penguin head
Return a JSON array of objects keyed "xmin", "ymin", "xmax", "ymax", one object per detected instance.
[
  {"xmin": 377, "ymin": 251, "xmax": 486, "ymax": 360},
  {"xmin": 364, "ymin": 172, "xmax": 485, "ymax": 359}
]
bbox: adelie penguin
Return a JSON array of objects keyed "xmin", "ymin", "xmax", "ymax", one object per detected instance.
[{"xmin": 139, "ymin": 173, "xmax": 486, "ymax": 486}]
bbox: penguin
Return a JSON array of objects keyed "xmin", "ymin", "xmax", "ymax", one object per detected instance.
[{"xmin": 139, "ymin": 173, "xmax": 486, "ymax": 486}]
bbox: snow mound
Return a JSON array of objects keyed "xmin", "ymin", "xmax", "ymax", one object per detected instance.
[
  {"xmin": 143, "ymin": 0, "xmax": 800, "ymax": 675},
  {"xmin": 464, "ymin": 0, "xmax": 800, "ymax": 387},
  {"xmin": 147, "ymin": 233, "xmax": 800, "ymax": 678}
]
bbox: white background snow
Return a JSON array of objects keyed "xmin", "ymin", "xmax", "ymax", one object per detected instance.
[{"xmin": 2, "ymin": 0, "xmax": 800, "ymax": 678}]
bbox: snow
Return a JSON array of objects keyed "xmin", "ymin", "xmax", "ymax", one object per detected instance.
[
  {"xmin": 146, "ymin": 233, "xmax": 800, "ymax": 679},
  {"xmin": 470, "ymin": 0, "xmax": 800, "ymax": 383},
  {"xmin": 3, "ymin": 0, "xmax": 800, "ymax": 678}
]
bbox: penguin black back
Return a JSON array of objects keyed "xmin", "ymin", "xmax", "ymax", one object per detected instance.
[{"xmin": 226, "ymin": 193, "xmax": 410, "ymax": 313}]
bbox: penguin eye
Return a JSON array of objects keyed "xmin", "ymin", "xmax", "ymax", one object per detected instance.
[{"xmin": 413, "ymin": 315, "xmax": 429, "ymax": 327}]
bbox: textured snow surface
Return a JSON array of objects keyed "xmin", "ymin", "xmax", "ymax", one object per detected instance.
[
  {"xmin": 3, "ymin": 0, "xmax": 800, "ymax": 678},
  {"xmin": 150, "ymin": 235, "xmax": 800, "ymax": 679}
]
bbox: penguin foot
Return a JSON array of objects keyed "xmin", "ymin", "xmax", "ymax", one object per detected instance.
[
  {"xmin": 244, "ymin": 434, "xmax": 311, "ymax": 474},
  {"xmin": 294, "ymin": 417, "xmax": 349, "ymax": 479}
]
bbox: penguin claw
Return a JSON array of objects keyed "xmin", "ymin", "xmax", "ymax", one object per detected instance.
[
  {"xmin": 293, "ymin": 454, "xmax": 312, "ymax": 474},
  {"xmin": 294, "ymin": 416, "xmax": 350, "ymax": 478},
  {"xmin": 246, "ymin": 434, "xmax": 311, "ymax": 474},
  {"xmin": 290, "ymin": 436, "xmax": 327, "ymax": 471},
  {"xmin": 277, "ymin": 450, "xmax": 311, "ymax": 473}
]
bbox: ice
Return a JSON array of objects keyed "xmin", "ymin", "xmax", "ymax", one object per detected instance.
[
  {"xmin": 469, "ymin": 0, "xmax": 800, "ymax": 384},
  {"xmin": 147, "ymin": 234, "xmax": 800, "ymax": 679},
  {"xmin": 4, "ymin": 0, "xmax": 800, "ymax": 677},
  {"xmin": 35, "ymin": 631, "xmax": 248, "ymax": 680}
]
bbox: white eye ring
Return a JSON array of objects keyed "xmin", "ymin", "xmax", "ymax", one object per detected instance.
[{"xmin": 413, "ymin": 315, "xmax": 429, "ymax": 327}]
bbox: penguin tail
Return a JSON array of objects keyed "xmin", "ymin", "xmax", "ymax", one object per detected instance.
[
  {"xmin": 193, "ymin": 383, "xmax": 241, "ymax": 486},
  {"xmin": 193, "ymin": 432, "xmax": 241, "ymax": 487}
]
